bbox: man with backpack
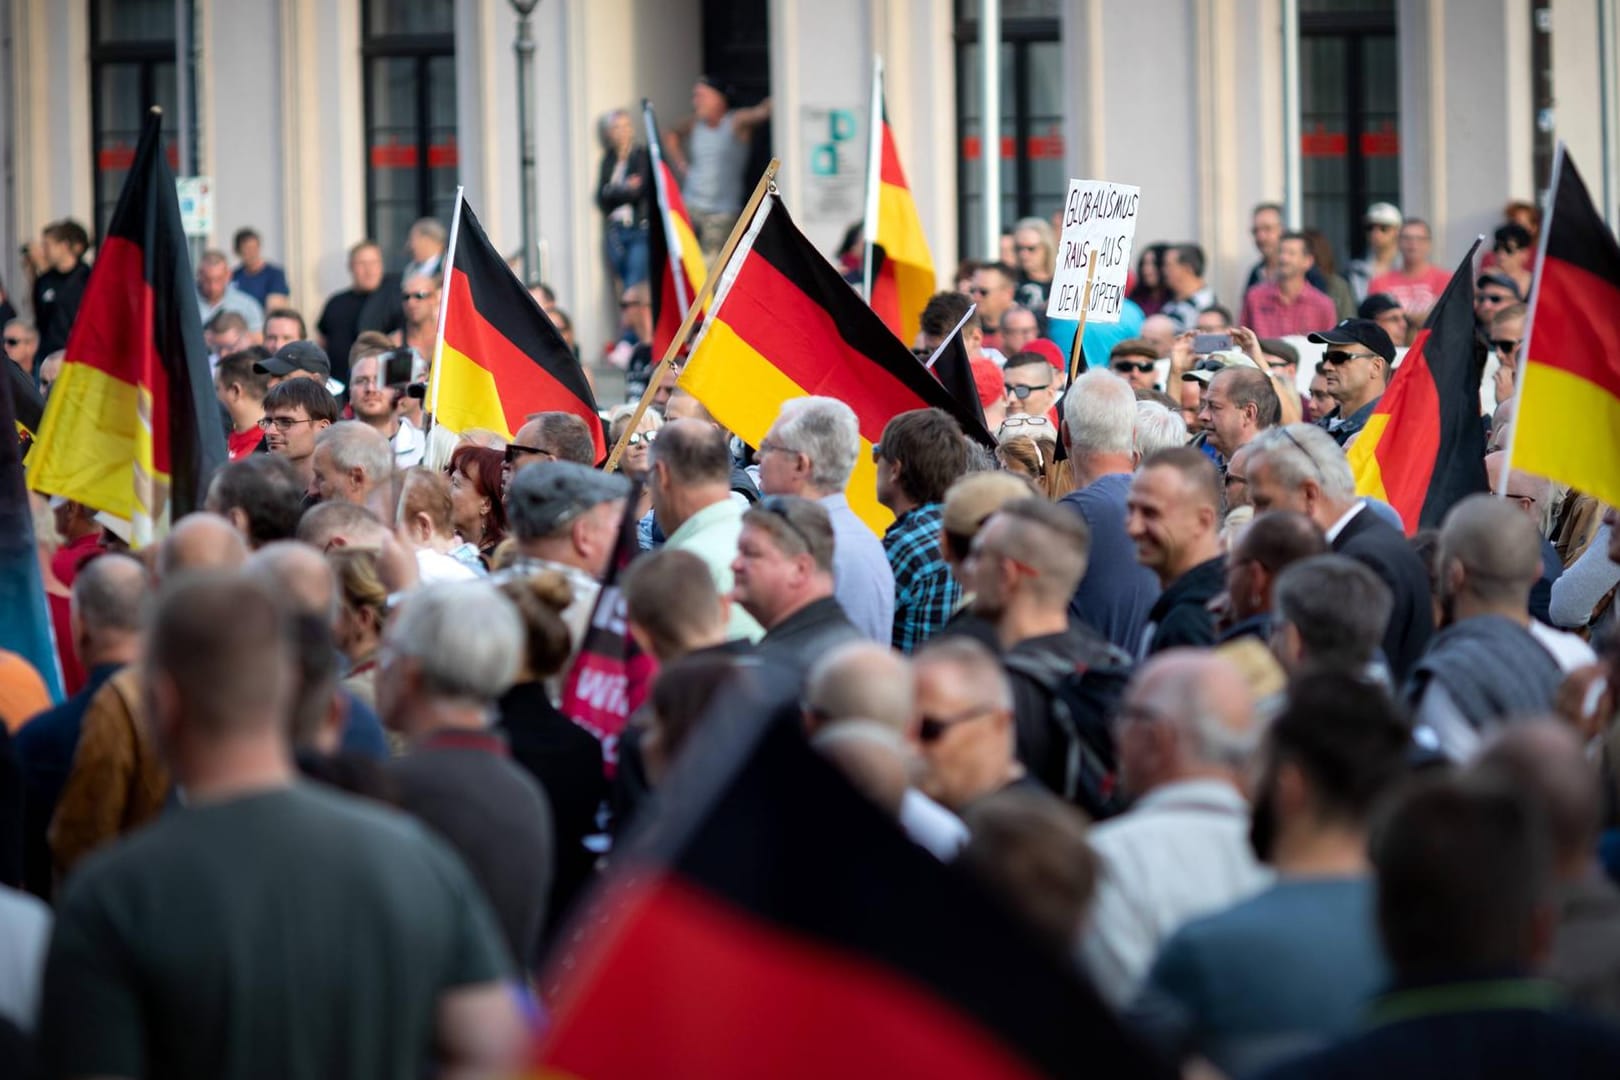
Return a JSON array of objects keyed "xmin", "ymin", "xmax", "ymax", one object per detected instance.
[{"xmin": 963, "ymin": 498, "xmax": 1134, "ymax": 819}]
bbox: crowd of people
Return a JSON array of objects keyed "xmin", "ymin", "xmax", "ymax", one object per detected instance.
[{"xmin": 4, "ymin": 107, "xmax": 1620, "ymax": 1077}]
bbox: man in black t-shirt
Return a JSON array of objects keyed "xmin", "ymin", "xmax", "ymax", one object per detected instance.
[
  {"xmin": 316, "ymin": 239, "xmax": 388, "ymax": 385},
  {"xmin": 37, "ymin": 573, "xmax": 522, "ymax": 1080}
]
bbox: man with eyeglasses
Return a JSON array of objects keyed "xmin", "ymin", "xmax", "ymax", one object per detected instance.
[
  {"xmin": 909, "ymin": 637, "xmax": 1036, "ymax": 813},
  {"xmin": 1245, "ymin": 423, "xmax": 1433, "ymax": 683},
  {"xmin": 1000, "ymin": 305, "xmax": 1041, "ymax": 355},
  {"xmin": 731, "ymin": 495, "xmax": 861, "ymax": 684},
  {"xmin": 1308, "ymin": 318, "xmax": 1395, "ymax": 446},
  {"xmin": 969, "ymin": 262, "xmax": 1018, "ymax": 351},
  {"xmin": 1109, "ymin": 339, "xmax": 1161, "ymax": 392},
  {"xmin": 4, "ymin": 318, "xmax": 38, "ymax": 387},
  {"xmin": 1347, "ymin": 202, "xmax": 1403, "ymax": 302},
  {"xmin": 510, "ymin": 412, "xmax": 600, "ymax": 473},
  {"xmin": 258, "ymin": 377, "xmax": 340, "ymax": 491}
]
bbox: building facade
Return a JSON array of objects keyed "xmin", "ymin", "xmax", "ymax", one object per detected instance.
[{"xmin": 1, "ymin": 0, "xmax": 1615, "ymax": 380}]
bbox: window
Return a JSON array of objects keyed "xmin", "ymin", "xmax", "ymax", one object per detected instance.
[
  {"xmin": 955, "ymin": 0, "xmax": 1064, "ymax": 261},
  {"xmin": 89, "ymin": 0, "xmax": 197, "ymax": 235},
  {"xmin": 361, "ymin": 0, "xmax": 457, "ymax": 268},
  {"xmin": 1300, "ymin": 0, "xmax": 1400, "ymax": 267}
]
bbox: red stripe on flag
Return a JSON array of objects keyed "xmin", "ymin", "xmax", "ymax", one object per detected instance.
[
  {"xmin": 720, "ymin": 255, "xmax": 934, "ymax": 443},
  {"xmin": 869, "ymin": 258, "xmax": 900, "ymax": 338},
  {"xmin": 539, "ymin": 875, "xmax": 1046, "ymax": 1079},
  {"xmin": 879, "ymin": 123, "xmax": 909, "ymax": 189},
  {"xmin": 441, "ymin": 272, "xmax": 601, "ymax": 445},
  {"xmin": 1367, "ymin": 328, "xmax": 1442, "ymax": 526},
  {"xmin": 1527, "ymin": 255, "xmax": 1620, "ymax": 400}
]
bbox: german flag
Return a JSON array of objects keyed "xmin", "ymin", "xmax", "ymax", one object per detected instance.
[
  {"xmin": 864, "ymin": 59, "xmax": 935, "ymax": 347},
  {"xmin": 678, "ymin": 193, "xmax": 993, "ymax": 534},
  {"xmin": 1348, "ymin": 242, "xmax": 1487, "ymax": 533},
  {"xmin": 1511, "ymin": 149, "xmax": 1620, "ymax": 509},
  {"xmin": 645, "ymin": 101, "xmax": 707, "ymax": 358},
  {"xmin": 0, "ymin": 365, "xmax": 62, "ymax": 703},
  {"xmin": 26, "ymin": 109, "xmax": 226, "ymax": 546},
  {"xmin": 428, "ymin": 193, "xmax": 605, "ymax": 461},
  {"xmin": 532, "ymin": 681, "xmax": 1171, "ymax": 1079}
]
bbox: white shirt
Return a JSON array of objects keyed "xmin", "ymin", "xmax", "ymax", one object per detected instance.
[
  {"xmin": 898, "ymin": 789, "xmax": 969, "ymax": 861},
  {"xmin": 1530, "ymin": 619, "xmax": 1598, "ymax": 673},
  {"xmin": 391, "ymin": 417, "xmax": 426, "ymax": 468},
  {"xmin": 1323, "ymin": 499, "xmax": 1367, "ymax": 544},
  {"xmin": 0, "ymin": 886, "xmax": 51, "ymax": 1031},
  {"xmin": 1080, "ymin": 778, "xmax": 1271, "ymax": 1005},
  {"xmin": 415, "ymin": 547, "xmax": 480, "ymax": 584}
]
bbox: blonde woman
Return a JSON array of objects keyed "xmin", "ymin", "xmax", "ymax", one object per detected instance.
[
  {"xmin": 996, "ymin": 414, "xmax": 1073, "ymax": 499},
  {"xmin": 1012, "ymin": 216, "xmax": 1058, "ymax": 309},
  {"xmin": 328, "ymin": 547, "xmax": 388, "ymax": 713}
]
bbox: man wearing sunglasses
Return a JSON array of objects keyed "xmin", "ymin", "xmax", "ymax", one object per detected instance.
[
  {"xmin": 4, "ymin": 318, "xmax": 38, "ymax": 387},
  {"xmin": 1109, "ymin": 339, "xmax": 1161, "ymax": 392},
  {"xmin": 1487, "ymin": 302, "xmax": 1526, "ymax": 413},
  {"xmin": 1307, "ymin": 318, "xmax": 1395, "ymax": 446},
  {"xmin": 909, "ymin": 637, "xmax": 1030, "ymax": 812},
  {"xmin": 1004, "ymin": 352, "xmax": 1062, "ymax": 425},
  {"xmin": 968, "ymin": 263, "xmax": 1018, "ymax": 351}
]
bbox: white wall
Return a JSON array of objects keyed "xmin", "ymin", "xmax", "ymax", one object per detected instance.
[{"xmin": 204, "ymin": 0, "xmax": 285, "ymax": 267}]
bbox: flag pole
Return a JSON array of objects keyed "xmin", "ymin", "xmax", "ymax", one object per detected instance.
[
  {"xmin": 1067, "ymin": 252, "xmax": 1099, "ymax": 386},
  {"xmin": 862, "ymin": 54, "xmax": 883, "ymax": 303},
  {"xmin": 1499, "ymin": 141, "xmax": 1564, "ymax": 495},
  {"xmin": 604, "ymin": 158, "xmax": 781, "ymax": 473},
  {"xmin": 425, "ymin": 185, "xmax": 466, "ymax": 429},
  {"xmin": 925, "ymin": 303, "xmax": 978, "ymax": 372},
  {"xmin": 645, "ymin": 100, "xmax": 693, "ymax": 317}
]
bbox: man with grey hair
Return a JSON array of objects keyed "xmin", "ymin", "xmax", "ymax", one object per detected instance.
[
  {"xmin": 1060, "ymin": 368, "xmax": 1162, "ymax": 651},
  {"xmin": 1271, "ymin": 554, "xmax": 1394, "ymax": 681},
  {"xmin": 403, "ymin": 216, "xmax": 448, "ymax": 280},
  {"xmin": 732, "ymin": 495, "xmax": 861, "ymax": 684},
  {"xmin": 506, "ymin": 462, "xmax": 630, "ymax": 694},
  {"xmin": 1245, "ymin": 422, "xmax": 1432, "ymax": 681},
  {"xmin": 308, "ymin": 420, "xmax": 394, "ymax": 516},
  {"xmin": 1406, "ymin": 495, "xmax": 1565, "ymax": 762},
  {"xmin": 1081, "ymin": 650, "xmax": 1268, "ymax": 1005},
  {"xmin": 758, "ymin": 397, "xmax": 895, "ymax": 643},
  {"xmin": 380, "ymin": 581, "xmax": 556, "ymax": 972},
  {"xmin": 510, "ymin": 412, "xmax": 600, "ymax": 472},
  {"xmin": 648, "ymin": 419, "xmax": 762, "ymax": 643},
  {"xmin": 16, "ymin": 553, "xmax": 146, "ymax": 897},
  {"xmin": 196, "ymin": 248, "xmax": 265, "ymax": 332},
  {"xmin": 1133, "ymin": 400, "xmax": 1189, "ymax": 465},
  {"xmin": 909, "ymin": 637, "xmax": 1031, "ymax": 812}
]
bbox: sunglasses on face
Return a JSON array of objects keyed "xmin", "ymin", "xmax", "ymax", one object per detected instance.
[
  {"xmin": 401, "ymin": 291, "xmax": 434, "ymax": 301},
  {"xmin": 1112, "ymin": 360, "xmax": 1156, "ymax": 374},
  {"xmin": 1005, "ymin": 381, "xmax": 1051, "ymax": 400},
  {"xmin": 969, "ymin": 286, "xmax": 989, "ymax": 296},
  {"xmin": 917, "ymin": 705, "xmax": 996, "ymax": 744},
  {"xmin": 1321, "ymin": 350, "xmax": 1378, "ymax": 366},
  {"xmin": 1491, "ymin": 338, "xmax": 1521, "ymax": 355},
  {"xmin": 625, "ymin": 430, "xmax": 658, "ymax": 447},
  {"xmin": 3, "ymin": 337, "xmax": 25, "ymax": 347},
  {"xmin": 503, "ymin": 443, "xmax": 554, "ymax": 464},
  {"xmin": 1014, "ymin": 244, "xmax": 1041, "ymax": 254}
]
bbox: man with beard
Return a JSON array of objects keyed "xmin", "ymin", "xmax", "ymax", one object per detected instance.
[{"xmin": 1132, "ymin": 672, "xmax": 1410, "ymax": 1077}]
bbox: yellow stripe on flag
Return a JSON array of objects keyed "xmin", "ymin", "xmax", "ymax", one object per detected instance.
[
  {"xmin": 673, "ymin": 214, "xmax": 707, "ymax": 294},
  {"xmin": 679, "ymin": 320, "xmax": 895, "ymax": 533},
  {"xmin": 433, "ymin": 341, "xmax": 515, "ymax": 440},
  {"xmin": 1346, "ymin": 412, "xmax": 1393, "ymax": 505},
  {"xmin": 876, "ymin": 181, "xmax": 935, "ymax": 346},
  {"xmin": 26, "ymin": 362, "xmax": 146, "ymax": 521},
  {"xmin": 1513, "ymin": 360, "xmax": 1620, "ymax": 510}
]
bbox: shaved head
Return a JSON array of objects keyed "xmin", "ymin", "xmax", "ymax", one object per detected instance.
[
  {"xmin": 1475, "ymin": 720, "xmax": 1601, "ymax": 871},
  {"xmin": 158, "ymin": 513, "xmax": 249, "ymax": 579},
  {"xmin": 245, "ymin": 541, "xmax": 339, "ymax": 624},
  {"xmin": 1438, "ymin": 493, "xmax": 1543, "ymax": 607},
  {"xmin": 804, "ymin": 642, "xmax": 915, "ymax": 734}
]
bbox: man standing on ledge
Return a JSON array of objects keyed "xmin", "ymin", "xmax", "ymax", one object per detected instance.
[{"xmin": 663, "ymin": 77, "xmax": 772, "ymax": 256}]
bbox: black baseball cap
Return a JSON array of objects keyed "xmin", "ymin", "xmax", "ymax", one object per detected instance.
[
  {"xmin": 254, "ymin": 341, "xmax": 331, "ymax": 378},
  {"xmin": 1308, "ymin": 319, "xmax": 1396, "ymax": 364}
]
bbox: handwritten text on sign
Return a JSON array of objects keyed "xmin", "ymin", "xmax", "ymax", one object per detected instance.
[{"xmin": 1046, "ymin": 179, "xmax": 1141, "ymax": 324}]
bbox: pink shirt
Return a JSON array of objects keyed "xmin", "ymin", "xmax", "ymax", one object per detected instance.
[
  {"xmin": 1367, "ymin": 265, "xmax": 1453, "ymax": 316},
  {"xmin": 1239, "ymin": 281, "xmax": 1339, "ymax": 338}
]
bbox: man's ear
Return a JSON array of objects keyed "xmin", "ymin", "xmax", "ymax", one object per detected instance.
[{"xmin": 226, "ymin": 506, "xmax": 252, "ymax": 540}]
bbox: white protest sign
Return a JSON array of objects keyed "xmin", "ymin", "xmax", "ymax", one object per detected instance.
[{"xmin": 1046, "ymin": 179, "xmax": 1140, "ymax": 324}]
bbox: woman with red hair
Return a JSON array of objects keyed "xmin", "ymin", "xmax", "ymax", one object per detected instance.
[{"xmin": 446, "ymin": 445, "xmax": 508, "ymax": 567}]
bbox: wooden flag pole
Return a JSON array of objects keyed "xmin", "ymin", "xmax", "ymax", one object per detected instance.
[
  {"xmin": 604, "ymin": 157, "xmax": 781, "ymax": 473},
  {"xmin": 1066, "ymin": 252, "xmax": 1099, "ymax": 388}
]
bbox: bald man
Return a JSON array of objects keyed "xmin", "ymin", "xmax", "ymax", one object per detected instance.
[
  {"xmin": 1081, "ymin": 650, "xmax": 1268, "ymax": 1005},
  {"xmin": 50, "ymin": 514, "xmax": 247, "ymax": 877},
  {"xmin": 1407, "ymin": 494, "xmax": 1566, "ymax": 761},
  {"xmin": 1476, "ymin": 721, "xmax": 1620, "ymax": 1020},
  {"xmin": 1485, "ymin": 450, "xmax": 1565, "ymax": 626}
]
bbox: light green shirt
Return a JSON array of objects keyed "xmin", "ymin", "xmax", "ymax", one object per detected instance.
[{"xmin": 664, "ymin": 496, "xmax": 764, "ymax": 643}]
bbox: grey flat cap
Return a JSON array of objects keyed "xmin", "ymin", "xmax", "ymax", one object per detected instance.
[{"xmin": 507, "ymin": 460, "xmax": 630, "ymax": 539}]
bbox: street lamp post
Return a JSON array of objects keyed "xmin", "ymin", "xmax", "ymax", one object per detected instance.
[{"xmin": 510, "ymin": 0, "xmax": 541, "ymax": 286}]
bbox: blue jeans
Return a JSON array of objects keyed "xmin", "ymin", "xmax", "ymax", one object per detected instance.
[{"xmin": 606, "ymin": 222, "xmax": 648, "ymax": 288}]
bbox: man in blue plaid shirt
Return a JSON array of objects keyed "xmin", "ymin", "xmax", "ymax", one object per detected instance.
[{"xmin": 876, "ymin": 409, "xmax": 970, "ymax": 652}]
